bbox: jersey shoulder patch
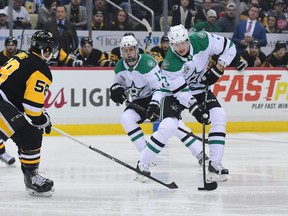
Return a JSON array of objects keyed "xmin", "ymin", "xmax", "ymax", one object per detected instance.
[
  {"xmin": 135, "ymin": 54, "xmax": 158, "ymax": 74},
  {"xmin": 161, "ymin": 49, "xmax": 184, "ymax": 72},
  {"xmin": 189, "ymin": 31, "xmax": 209, "ymax": 55}
]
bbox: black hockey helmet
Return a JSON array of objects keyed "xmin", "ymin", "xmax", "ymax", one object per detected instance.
[
  {"xmin": 5, "ymin": 36, "xmax": 18, "ymax": 46},
  {"xmin": 249, "ymin": 40, "xmax": 261, "ymax": 48},
  {"xmin": 30, "ymin": 31, "xmax": 58, "ymax": 53},
  {"xmin": 30, "ymin": 31, "xmax": 58, "ymax": 61},
  {"xmin": 161, "ymin": 35, "xmax": 169, "ymax": 43},
  {"xmin": 274, "ymin": 40, "xmax": 286, "ymax": 51},
  {"xmin": 80, "ymin": 37, "xmax": 93, "ymax": 47}
]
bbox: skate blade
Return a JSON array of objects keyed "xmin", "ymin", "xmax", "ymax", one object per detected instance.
[
  {"xmin": 26, "ymin": 187, "xmax": 54, "ymax": 197},
  {"xmin": 206, "ymin": 172, "xmax": 228, "ymax": 182},
  {"xmin": 134, "ymin": 173, "xmax": 147, "ymax": 183}
]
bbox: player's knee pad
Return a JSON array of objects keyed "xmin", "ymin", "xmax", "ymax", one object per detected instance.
[
  {"xmin": 157, "ymin": 117, "xmax": 179, "ymax": 139},
  {"xmin": 210, "ymin": 107, "xmax": 226, "ymax": 131},
  {"xmin": 11, "ymin": 124, "xmax": 42, "ymax": 150},
  {"xmin": 120, "ymin": 109, "xmax": 142, "ymax": 126}
]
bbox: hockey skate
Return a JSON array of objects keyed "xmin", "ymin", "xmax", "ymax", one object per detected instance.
[
  {"xmin": 207, "ymin": 161, "xmax": 229, "ymax": 182},
  {"xmin": 0, "ymin": 152, "xmax": 16, "ymax": 166},
  {"xmin": 23, "ymin": 168, "xmax": 54, "ymax": 197},
  {"xmin": 134, "ymin": 161, "xmax": 151, "ymax": 183},
  {"xmin": 196, "ymin": 151, "xmax": 209, "ymax": 166}
]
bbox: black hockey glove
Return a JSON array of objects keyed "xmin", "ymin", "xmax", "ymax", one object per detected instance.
[
  {"xmin": 110, "ymin": 83, "xmax": 126, "ymax": 104},
  {"xmin": 236, "ymin": 60, "xmax": 248, "ymax": 71},
  {"xmin": 146, "ymin": 100, "xmax": 160, "ymax": 122},
  {"xmin": 189, "ymin": 98, "xmax": 210, "ymax": 124},
  {"xmin": 200, "ymin": 65, "xmax": 224, "ymax": 86},
  {"xmin": 32, "ymin": 110, "xmax": 52, "ymax": 134}
]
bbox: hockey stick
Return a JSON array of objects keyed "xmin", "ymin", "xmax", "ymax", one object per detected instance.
[
  {"xmin": 51, "ymin": 127, "xmax": 178, "ymax": 189},
  {"xmin": 142, "ymin": 18, "xmax": 152, "ymax": 54},
  {"xmin": 198, "ymin": 85, "xmax": 217, "ymax": 191},
  {"xmin": 125, "ymin": 100, "xmax": 208, "ymax": 143}
]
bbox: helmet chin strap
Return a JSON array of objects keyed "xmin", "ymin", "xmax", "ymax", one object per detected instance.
[{"xmin": 41, "ymin": 49, "xmax": 53, "ymax": 62}]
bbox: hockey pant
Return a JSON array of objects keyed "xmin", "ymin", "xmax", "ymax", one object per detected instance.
[{"xmin": 0, "ymin": 100, "xmax": 43, "ymax": 171}]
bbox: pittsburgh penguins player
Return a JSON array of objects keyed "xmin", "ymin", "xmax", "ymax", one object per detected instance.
[
  {"xmin": 0, "ymin": 31, "xmax": 58, "ymax": 196},
  {"xmin": 109, "ymin": 33, "xmax": 209, "ymax": 183},
  {"xmin": 138, "ymin": 24, "xmax": 236, "ymax": 183}
]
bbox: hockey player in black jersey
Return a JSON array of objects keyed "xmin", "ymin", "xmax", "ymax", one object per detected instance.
[
  {"xmin": 75, "ymin": 36, "xmax": 114, "ymax": 67},
  {"xmin": 150, "ymin": 34, "xmax": 170, "ymax": 67},
  {"xmin": 0, "ymin": 37, "xmax": 22, "ymax": 166},
  {"xmin": 0, "ymin": 31, "xmax": 58, "ymax": 196}
]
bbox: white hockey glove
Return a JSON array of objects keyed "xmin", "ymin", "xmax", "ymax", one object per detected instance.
[
  {"xmin": 32, "ymin": 110, "xmax": 52, "ymax": 134},
  {"xmin": 72, "ymin": 60, "xmax": 83, "ymax": 67}
]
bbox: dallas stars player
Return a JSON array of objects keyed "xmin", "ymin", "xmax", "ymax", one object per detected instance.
[
  {"xmin": 138, "ymin": 24, "xmax": 236, "ymax": 182},
  {"xmin": 0, "ymin": 31, "xmax": 58, "ymax": 196},
  {"xmin": 110, "ymin": 33, "xmax": 209, "ymax": 182}
]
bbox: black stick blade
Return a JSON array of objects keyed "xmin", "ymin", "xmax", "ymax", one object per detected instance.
[
  {"xmin": 198, "ymin": 181, "xmax": 218, "ymax": 191},
  {"xmin": 167, "ymin": 182, "xmax": 178, "ymax": 189}
]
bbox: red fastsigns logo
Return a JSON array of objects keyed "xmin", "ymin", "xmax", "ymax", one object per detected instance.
[{"xmin": 213, "ymin": 74, "xmax": 287, "ymax": 102}]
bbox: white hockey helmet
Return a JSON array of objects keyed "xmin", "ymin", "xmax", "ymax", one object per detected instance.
[
  {"xmin": 119, "ymin": 33, "xmax": 139, "ymax": 62},
  {"xmin": 168, "ymin": 24, "xmax": 189, "ymax": 49}
]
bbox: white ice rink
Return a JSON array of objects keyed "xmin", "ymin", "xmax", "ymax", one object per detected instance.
[{"xmin": 1, "ymin": 132, "xmax": 288, "ymax": 216}]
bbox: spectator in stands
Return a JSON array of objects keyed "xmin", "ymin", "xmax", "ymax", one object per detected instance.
[
  {"xmin": 232, "ymin": 5, "xmax": 267, "ymax": 57},
  {"xmin": 236, "ymin": 40, "xmax": 266, "ymax": 71},
  {"xmin": 44, "ymin": 3, "xmax": 78, "ymax": 54},
  {"xmin": 265, "ymin": 12, "xmax": 282, "ymax": 33},
  {"xmin": 0, "ymin": 8, "xmax": 9, "ymax": 29},
  {"xmin": 172, "ymin": 0, "xmax": 194, "ymax": 29},
  {"xmin": 109, "ymin": 33, "xmax": 144, "ymax": 65},
  {"xmin": 240, "ymin": 0, "xmax": 249, "ymax": 14},
  {"xmin": 93, "ymin": 0, "xmax": 112, "ymax": 27},
  {"xmin": 216, "ymin": 2, "xmax": 235, "ymax": 32},
  {"xmin": 35, "ymin": 0, "xmax": 57, "ymax": 29},
  {"xmin": 65, "ymin": 0, "xmax": 88, "ymax": 30},
  {"xmin": 265, "ymin": 40, "xmax": 288, "ymax": 67},
  {"xmin": 75, "ymin": 37, "xmax": 114, "ymax": 67},
  {"xmin": 92, "ymin": 9, "xmax": 107, "ymax": 30},
  {"xmin": 267, "ymin": 0, "xmax": 287, "ymax": 31},
  {"xmin": 109, "ymin": 9, "xmax": 131, "ymax": 31},
  {"xmin": 0, "ymin": 36, "xmax": 23, "ymax": 66},
  {"xmin": 150, "ymin": 34, "xmax": 170, "ymax": 67},
  {"xmin": 4, "ymin": 0, "xmax": 32, "ymax": 29},
  {"xmin": 194, "ymin": 0, "xmax": 213, "ymax": 24},
  {"xmin": 190, "ymin": 9, "xmax": 220, "ymax": 32},
  {"xmin": 240, "ymin": 0, "xmax": 267, "ymax": 26}
]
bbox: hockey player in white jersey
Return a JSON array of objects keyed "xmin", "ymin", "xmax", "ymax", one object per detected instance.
[
  {"xmin": 137, "ymin": 24, "xmax": 236, "ymax": 182},
  {"xmin": 110, "ymin": 33, "xmax": 209, "ymax": 182}
]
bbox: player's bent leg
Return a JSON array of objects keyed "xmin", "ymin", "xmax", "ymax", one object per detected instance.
[
  {"xmin": 207, "ymin": 107, "xmax": 229, "ymax": 182},
  {"xmin": 12, "ymin": 125, "xmax": 54, "ymax": 196}
]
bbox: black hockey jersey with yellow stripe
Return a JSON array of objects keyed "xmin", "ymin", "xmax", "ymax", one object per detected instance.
[{"xmin": 0, "ymin": 51, "xmax": 52, "ymax": 124}]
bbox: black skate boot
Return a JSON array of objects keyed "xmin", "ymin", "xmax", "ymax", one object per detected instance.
[
  {"xmin": 134, "ymin": 161, "xmax": 151, "ymax": 183},
  {"xmin": 0, "ymin": 152, "xmax": 16, "ymax": 165},
  {"xmin": 196, "ymin": 151, "xmax": 209, "ymax": 166},
  {"xmin": 207, "ymin": 161, "xmax": 229, "ymax": 182},
  {"xmin": 22, "ymin": 166, "xmax": 54, "ymax": 197}
]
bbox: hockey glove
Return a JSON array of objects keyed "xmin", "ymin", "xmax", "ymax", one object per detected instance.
[
  {"xmin": 189, "ymin": 98, "xmax": 210, "ymax": 124},
  {"xmin": 32, "ymin": 110, "xmax": 52, "ymax": 134},
  {"xmin": 200, "ymin": 65, "xmax": 224, "ymax": 86},
  {"xmin": 236, "ymin": 60, "xmax": 248, "ymax": 71},
  {"xmin": 146, "ymin": 100, "xmax": 160, "ymax": 122},
  {"xmin": 110, "ymin": 83, "xmax": 126, "ymax": 104},
  {"xmin": 72, "ymin": 60, "xmax": 83, "ymax": 67}
]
